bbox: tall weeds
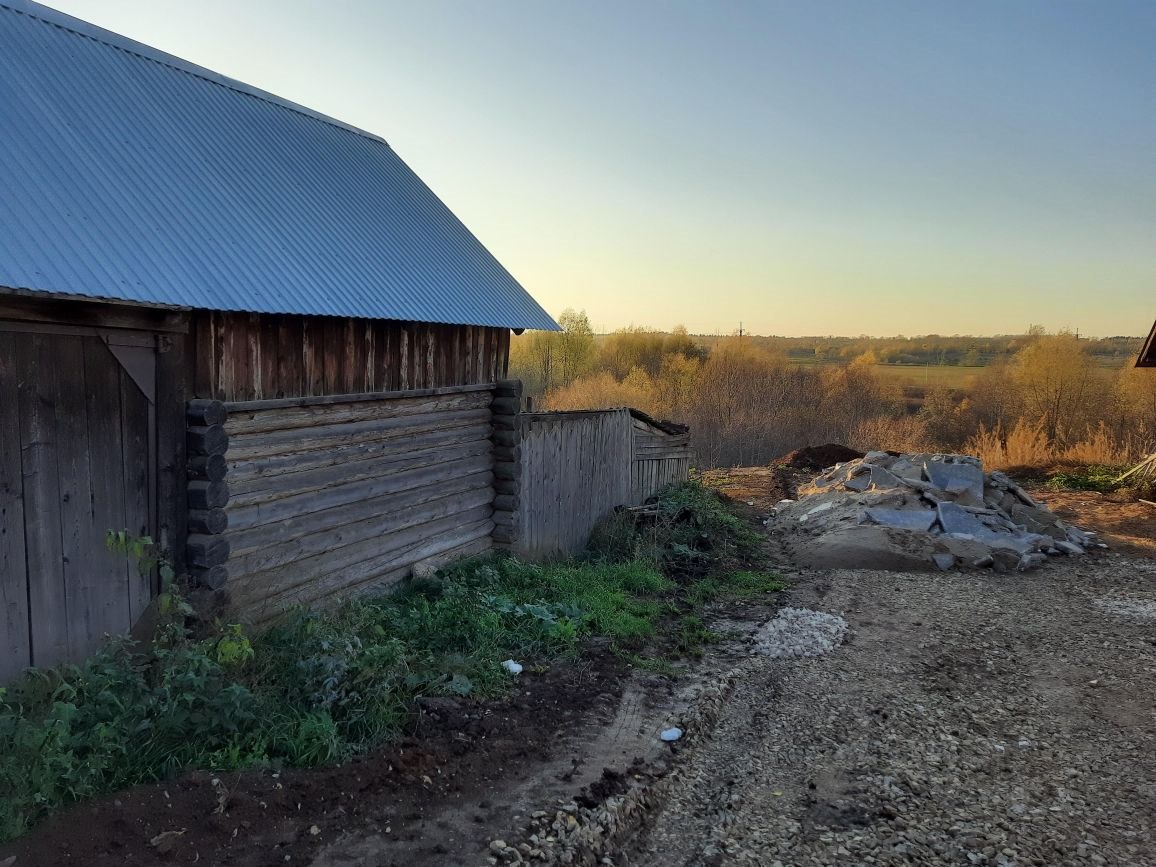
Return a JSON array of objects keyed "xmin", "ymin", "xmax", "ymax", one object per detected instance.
[{"xmin": 963, "ymin": 419, "xmax": 1140, "ymax": 470}]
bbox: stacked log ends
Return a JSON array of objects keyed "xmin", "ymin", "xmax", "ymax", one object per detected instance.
[
  {"xmin": 186, "ymin": 400, "xmax": 230, "ymax": 588},
  {"xmin": 491, "ymin": 380, "xmax": 523, "ymax": 548}
]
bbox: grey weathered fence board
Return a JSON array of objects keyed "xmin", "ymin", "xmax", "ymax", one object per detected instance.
[
  {"xmin": 514, "ymin": 408, "xmax": 692, "ymax": 559},
  {"xmin": 515, "ymin": 410, "xmax": 633, "ymax": 558}
]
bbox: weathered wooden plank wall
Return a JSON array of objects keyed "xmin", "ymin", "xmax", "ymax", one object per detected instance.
[
  {"xmin": 515, "ymin": 410, "xmax": 634, "ymax": 559},
  {"xmin": 0, "ymin": 327, "xmax": 156, "ymax": 680},
  {"xmin": 192, "ymin": 311, "xmax": 509, "ymax": 401},
  {"xmin": 214, "ymin": 385, "xmax": 496, "ymax": 623},
  {"xmin": 630, "ymin": 417, "xmax": 693, "ymax": 503}
]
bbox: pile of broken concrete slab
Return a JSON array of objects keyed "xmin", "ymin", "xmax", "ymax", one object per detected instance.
[{"xmin": 773, "ymin": 451, "xmax": 1101, "ymax": 573}]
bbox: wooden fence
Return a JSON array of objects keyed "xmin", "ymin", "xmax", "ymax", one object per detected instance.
[
  {"xmin": 513, "ymin": 408, "xmax": 692, "ymax": 559},
  {"xmin": 630, "ymin": 411, "xmax": 693, "ymax": 503}
]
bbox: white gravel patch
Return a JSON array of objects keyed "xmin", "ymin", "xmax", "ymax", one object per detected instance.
[
  {"xmin": 1094, "ymin": 595, "xmax": 1156, "ymax": 620},
  {"xmin": 754, "ymin": 607, "xmax": 848, "ymax": 658}
]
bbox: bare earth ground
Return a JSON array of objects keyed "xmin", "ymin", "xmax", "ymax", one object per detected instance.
[
  {"xmin": 4, "ymin": 478, "xmax": 1154, "ymax": 866},
  {"xmin": 625, "ymin": 557, "xmax": 1156, "ymax": 866},
  {"xmin": 1032, "ymin": 489, "xmax": 1156, "ymax": 559}
]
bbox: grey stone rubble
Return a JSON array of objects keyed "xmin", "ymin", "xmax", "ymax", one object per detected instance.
[
  {"xmin": 753, "ymin": 607, "xmax": 849, "ymax": 658},
  {"xmin": 780, "ymin": 451, "xmax": 1099, "ymax": 572},
  {"xmin": 1093, "ymin": 595, "xmax": 1156, "ymax": 620}
]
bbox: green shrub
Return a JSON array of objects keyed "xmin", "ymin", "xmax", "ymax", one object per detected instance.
[{"xmin": 589, "ymin": 480, "xmax": 766, "ymax": 577}]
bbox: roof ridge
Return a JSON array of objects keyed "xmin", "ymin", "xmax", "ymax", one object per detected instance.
[{"xmin": 1, "ymin": 0, "xmax": 391, "ymax": 147}]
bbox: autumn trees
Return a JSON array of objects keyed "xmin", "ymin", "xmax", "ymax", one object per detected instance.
[{"xmin": 510, "ymin": 321, "xmax": 1154, "ymax": 469}]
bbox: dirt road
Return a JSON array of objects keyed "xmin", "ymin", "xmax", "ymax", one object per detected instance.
[{"xmin": 623, "ymin": 556, "xmax": 1156, "ymax": 866}]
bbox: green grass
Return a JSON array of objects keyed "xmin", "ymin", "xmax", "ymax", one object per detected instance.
[
  {"xmin": 0, "ymin": 556, "xmax": 677, "ymax": 840},
  {"xmin": 1044, "ymin": 464, "xmax": 1125, "ymax": 493},
  {"xmin": 0, "ymin": 481, "xmax": 782, "ymax": 842}
]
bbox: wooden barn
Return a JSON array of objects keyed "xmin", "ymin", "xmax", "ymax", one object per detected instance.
[{"xmin": 0, "ymin": 1, "xmax": 557, "ymax": 679}]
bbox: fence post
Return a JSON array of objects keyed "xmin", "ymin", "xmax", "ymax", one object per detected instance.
[{"xmin": 490, "ymin": 379, "xmax": 522, "ymax": 548}]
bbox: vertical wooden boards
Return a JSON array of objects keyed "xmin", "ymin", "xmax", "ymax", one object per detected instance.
[
  {"xmin": 82, "ymin": 337, "xmax": 133, "ymax": 643},
  {"xmin": 0, "ymin": 335, "xmax": 30, "ymax": 681},
  {"xmin": 189, "ymin": 312, "xmax": 507, "ymax": 401},
  {"xmin": 220, "ymin": 387, "xmax": 497, "ymax": 622},
  {"xmin": 119, "ymin": 352, "xmax": 156, "ymax": 622},
  {"xmin": 275, "ymin": 316, "xmax": 297, "ymax": 399},
  {"xmin": 16, "ymin": 332, "xmax": 69, "ymax": 668},
  {"xmin": 514, "ymin": 409, "xmax": 634, "ymax": 560},
  {"xmin": 0, "ymin": 325, "xmax": 161, "ymax": 677},
  {"xmin": 56, "ymin": 336, "xmax": 102, "ymax": 659}
]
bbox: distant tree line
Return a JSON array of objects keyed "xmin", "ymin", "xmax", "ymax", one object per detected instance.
[{"xmin": 509, "ymin": 316, "xmax": 1154, "ymax": 469}]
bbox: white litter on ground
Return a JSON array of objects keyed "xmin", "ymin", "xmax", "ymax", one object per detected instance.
[
  {"xmin": 660, "ymin": 727, "xmax": 683, "ymax": 742},
  {"xmin": 754, "ymin": 607, "xmax": 849, "ymax": 658},
  {"xmin": 1093, "ymin": 597, "xmax": 1156, "ymax": 620},
  {"xmin": 501, "ymin": 659, "xmax": 524, "ymax": 674}
]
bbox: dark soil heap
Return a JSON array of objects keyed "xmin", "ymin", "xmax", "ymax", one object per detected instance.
[{"xmin": 779, "ymin": 444, "xmax": 866, "ymax": 472}]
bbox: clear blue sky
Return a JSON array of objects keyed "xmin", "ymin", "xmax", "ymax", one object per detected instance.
[{"xmin": 47, "ymin": 1, "xmax": 1156, "ymax": 336}]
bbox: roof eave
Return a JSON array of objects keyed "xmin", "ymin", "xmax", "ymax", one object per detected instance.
[
  {"xmin": 1138, "ymin": 320, "xmax": 1156, "ymax": 368},
  {"xmin": 0, "ymin": 285, "xmax": 561, "ymax": 332}
]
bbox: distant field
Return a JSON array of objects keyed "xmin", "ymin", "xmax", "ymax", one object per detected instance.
[
  {"xmin": 869, "ymin": 364, "xmax": 982, "ymax": 389},
  {"xmin": 787, "ymin": 360, "xmax": 982, "ymax": 389},
  {"xmin": 788, "ymin": 361, "xmax": 1122, "ymax": 392}
]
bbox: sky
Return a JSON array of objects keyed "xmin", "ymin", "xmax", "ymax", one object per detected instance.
[{"xmin": 45, "ymin": 0, "xmax": 1156, "ymax": 337}]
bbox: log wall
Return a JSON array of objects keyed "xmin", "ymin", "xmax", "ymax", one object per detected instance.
[
  {"xmin": 193, "ymin": 385, "xmax": 496, "ymax": 623},
  {"xmin": 489, "ymin": 380, "xmax": 523, "ymax": 549},
  {"xmin": 192, "ymin": 311, "xmax": 509, "ymax": 401}
]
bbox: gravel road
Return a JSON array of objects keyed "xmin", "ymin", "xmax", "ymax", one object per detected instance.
[{"xmin": 626, "ymin": 555, "xmax": 1156, "ymax": 866}]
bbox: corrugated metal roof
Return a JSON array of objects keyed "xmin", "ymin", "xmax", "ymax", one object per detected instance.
[{"xmin": 0, "ymin": 0, "xmax": 559, "ymax": 331}]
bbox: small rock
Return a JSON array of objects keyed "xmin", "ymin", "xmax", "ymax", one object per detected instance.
[{"xmin": 932, "ymin": 553, "xmax": 956, "ymax": 571}]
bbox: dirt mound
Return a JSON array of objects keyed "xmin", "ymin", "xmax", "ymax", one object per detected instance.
[{"xmin": 779, "ymin": 444, "xmax": 865, "ymax": 472}]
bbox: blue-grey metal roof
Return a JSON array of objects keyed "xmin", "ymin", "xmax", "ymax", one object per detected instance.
[{"xmin": 0, "ymin": 1, "xmax": 559, "ymax": 331}]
